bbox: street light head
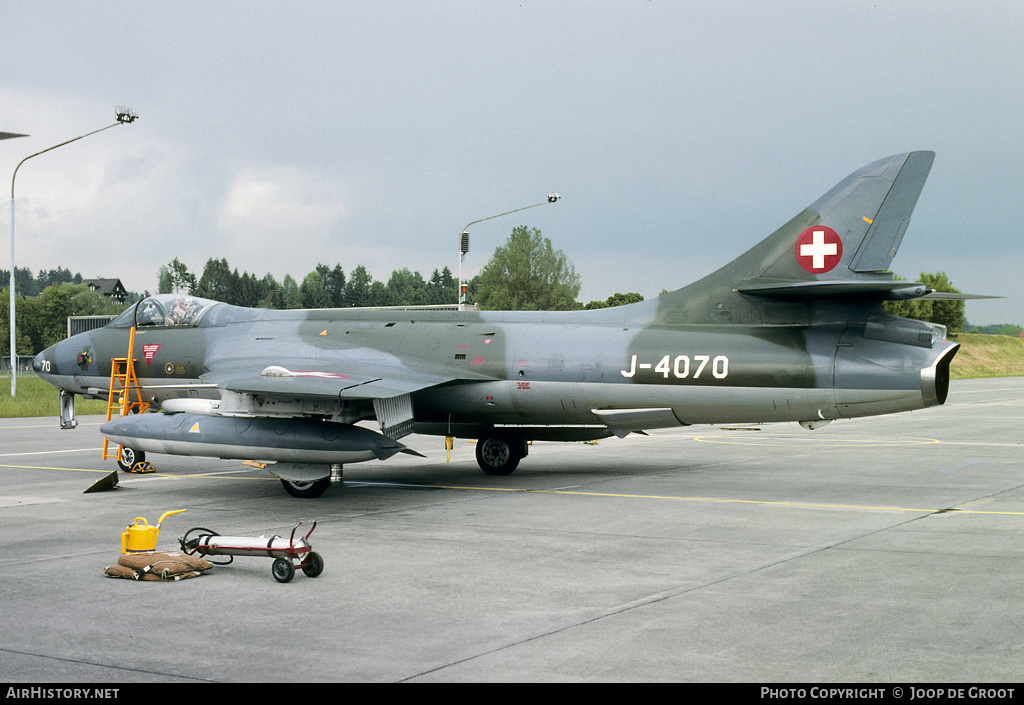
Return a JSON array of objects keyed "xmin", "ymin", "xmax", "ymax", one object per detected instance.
[
  {"xmin": 115, "ymin": 107, "xmax": 138, "ymax": 124},
  {"xmin": 547, "ymin": 192, "xmax": 561, "ymax": 203}
]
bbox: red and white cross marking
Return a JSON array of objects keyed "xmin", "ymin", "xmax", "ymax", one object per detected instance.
[{"xmin": 795, "ymin": 226, "xmax": 843, "ymax": 273}]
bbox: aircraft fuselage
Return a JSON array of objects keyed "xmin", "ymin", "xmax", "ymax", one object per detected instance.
[{"xmin": 35, "ymin": 304, "xmax": 956, "ymax": 434}]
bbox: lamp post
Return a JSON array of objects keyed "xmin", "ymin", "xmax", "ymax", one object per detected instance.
[
  {"xmin": 458, "ymin": 192, "xmax": 561, "ymax": 310},
  {"xmin": 8, "ymin": 107, "xmax": 137, "ymax": 396}
]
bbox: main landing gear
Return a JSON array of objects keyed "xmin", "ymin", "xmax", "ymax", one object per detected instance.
[
  {"xmin": 278, "ymin": 464, "xmax": 342, "ymax": 498},
  {"xmin": 475, "ymin": 432, "xmax": 528, "ymax": 476}
]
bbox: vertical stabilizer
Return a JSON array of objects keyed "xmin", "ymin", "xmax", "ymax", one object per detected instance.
[
  {"xmin": 754, "ymin": 151, "xmax": 934, "ymax": 282},
  {"xmin": 647, "ymin": 152, "xmax": 935, "ymax": 325}
]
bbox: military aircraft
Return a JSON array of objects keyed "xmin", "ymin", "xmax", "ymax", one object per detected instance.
[{"xmin": 35, "ymin": 151, "xmax": 974, "ymax": 497}]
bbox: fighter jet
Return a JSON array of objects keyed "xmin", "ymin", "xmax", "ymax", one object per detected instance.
[{"xmin": 35, "ymin": 151, "xmax": 972, "ymax": 497}]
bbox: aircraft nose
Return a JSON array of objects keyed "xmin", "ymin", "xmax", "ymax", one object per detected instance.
[
  {"xmin": 33, "ymin": 341, "xmax": 70, "ymax": 377},
  {"xmin": 33, "ymin": 348, "xmax": 54, "ymax": 375}
]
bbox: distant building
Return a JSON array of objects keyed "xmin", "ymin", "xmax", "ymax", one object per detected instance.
[{"xmin": 82, "ymin": 278, "xmax": 128, "ymax": 304}]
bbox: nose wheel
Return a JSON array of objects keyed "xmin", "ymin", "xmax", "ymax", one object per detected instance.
[{"xmin": 116, "ymin": 446, "xmax": 146, "ymax": 472}]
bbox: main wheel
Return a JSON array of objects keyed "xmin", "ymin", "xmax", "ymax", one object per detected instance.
[
  {"xmin": 280, "ymin": 477, "xmax": 330, "ymax": 498},
  {"xmin": 302, "ymin": 551, "xmax": 324, "ymax": 578},
  {"xmin": 117, "ymin": 447, "xmax": 145, "ymax": 472},
  {"xmin": 272, "ymin": 557, "xmax": 295, "ymax": 583},
  {"xmin": 476, "ymin": 434, "xmax": 523, "ymax": 476}
]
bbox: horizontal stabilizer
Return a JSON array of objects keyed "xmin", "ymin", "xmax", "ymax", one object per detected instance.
[
  {"xmin": 738, "ymin": 279, "xmax": 932, "ymax": 300},
  {"xmin": 738, "ymin": 279, "xmax": 1000, "ymax": 302},
  {"xmin": 917, "ymin": 291, "xmax": 1002, "ymax": 301}
]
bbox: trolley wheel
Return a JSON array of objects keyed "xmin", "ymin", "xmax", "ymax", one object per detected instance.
[
  {"xmin": 280, "ymin": 477, "xmax": 330, "ymax": 498},
  {"xmin": 272, "ymin": 557, "xmax": 295, "ymax": 583},
  {"xmin": 302, "ymin": 551, "xmax": 324, "ymax": 578},
  {"xmin": 117, "ymin": 447, "xmax": 145, "ymax": 472}
]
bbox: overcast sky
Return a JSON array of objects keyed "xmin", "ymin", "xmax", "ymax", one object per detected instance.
[{"xmin": 3, "ymin": 0, "xmax": 1021, "ymax": 324}]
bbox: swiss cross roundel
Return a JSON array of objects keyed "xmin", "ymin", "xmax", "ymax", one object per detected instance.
[{"xmin": 795, "ymin": 226, "xmax": 843, "ymax": 273}]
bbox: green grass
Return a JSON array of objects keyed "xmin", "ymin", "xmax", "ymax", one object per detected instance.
[
  {"xmin": 949, "ymin": 333, "xmax": 1024, "ymax": 379},
  {"xmin": 0, "ymin": 374, "xmax": 110, "ymax": 418},
  {"xmin": 3, "ymin": 334, "xmax": 1022, "ymax": 418}
]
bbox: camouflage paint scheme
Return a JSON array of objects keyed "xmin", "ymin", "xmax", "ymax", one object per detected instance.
[{"xmin": 34, "ymin": 152, "xmax": 964, "ymax": 497}]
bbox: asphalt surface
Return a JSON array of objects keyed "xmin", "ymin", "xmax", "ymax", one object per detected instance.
[{"xmin": 1, "ymin": 377, "xmax": 1022, "ymax": 683}]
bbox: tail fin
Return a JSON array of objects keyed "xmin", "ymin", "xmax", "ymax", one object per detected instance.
[
  {"xmin": 750, "ymin": 151, "xmax": 934, "ymax": 283},
  {"xmin": 653, "ymin": 152, "xmax": 937, "ymax": 324}
]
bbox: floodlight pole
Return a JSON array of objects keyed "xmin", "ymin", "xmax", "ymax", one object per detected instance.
[
  {"xmin": 9, "ymin": 107, "xmax": 137, "ymax": 396},
  {"xmin": 458, "ymin": 193, "xmax": 561, "ymax": 311}
]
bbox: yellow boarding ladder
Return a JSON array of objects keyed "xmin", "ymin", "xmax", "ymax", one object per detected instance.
[{"xmin": 102, "ymin": 327, "xmax": 151, "ymax": 463}]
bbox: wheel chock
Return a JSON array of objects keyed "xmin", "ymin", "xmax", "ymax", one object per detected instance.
[{"xmin": 84, "ymin": 470, "xmax": 121, "ymax": 494}]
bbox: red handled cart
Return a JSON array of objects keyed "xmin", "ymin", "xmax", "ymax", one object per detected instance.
[{"xmin": 180, "ymin": 520, "xmax": 323, "ymax": 583}]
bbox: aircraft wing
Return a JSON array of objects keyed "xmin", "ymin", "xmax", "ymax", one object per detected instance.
[
  {"xmin": 205, "ymin": 363, "xmax": 462, "ymax": 400},
  {"xmin": 198, "ymin": 356, "xmax": 496, "ymax": 439},
  {"xmin": 202, "ymin": 356, "xmax": 494, "ymax": 401}
]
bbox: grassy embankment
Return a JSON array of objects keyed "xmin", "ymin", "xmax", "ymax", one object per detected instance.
[
  {"xmin": 1, "ymin": 334, "xmax": 1021, "ymax": 418},
  {"xmin": 949, "ymin": 333, "xmax": 1024, "ymax": 379}
]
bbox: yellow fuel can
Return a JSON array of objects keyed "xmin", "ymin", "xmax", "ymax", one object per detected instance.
[{"xmin": 121, "ymin": 510, "xmax": 186, "ymax": 554}]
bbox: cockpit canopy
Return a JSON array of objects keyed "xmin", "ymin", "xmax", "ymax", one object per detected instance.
[{"xmin": 108, "ymin": 294, "xmax": 221, "ymax": 328}]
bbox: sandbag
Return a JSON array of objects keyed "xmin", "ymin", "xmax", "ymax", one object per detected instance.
[
  {"xmin": 105, "ymin": 551, "xmax": 214, "ymax": 581},
  {"xmin": 104, "ymin": 563, "xmax": 202, "ymax": 581}
]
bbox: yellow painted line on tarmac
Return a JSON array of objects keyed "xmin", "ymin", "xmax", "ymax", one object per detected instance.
[
  {"xmin": 119, "ymin": 470, "xmax": 276, "ymax": 482},
  {"xmin": 0, "ymin": 462, "xmax": 111, "ymax": 474},
  {"xmin": 0, "ymin": 448, "xmax": 104, "ymax": 458},
  {"xmin": 0, "ymin": 462, "xmax": 274, "ymax": 481},
  {"xmin": 692, "ymin": 435, "xmax": 942, "ymax": 447},
  {"xmin": 384, "ymin": 483, "xmax": 1024, "ymax": 516}
]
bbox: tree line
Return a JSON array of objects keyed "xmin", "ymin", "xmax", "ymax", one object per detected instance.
[{"xmin": 158, "ymin": 257, "xmax": 464, "ymax": 309}]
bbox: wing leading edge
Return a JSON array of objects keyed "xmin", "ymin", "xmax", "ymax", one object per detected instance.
[{"xmin": 206, "ymin": 364, "xmax": 459, "ymax": 401}]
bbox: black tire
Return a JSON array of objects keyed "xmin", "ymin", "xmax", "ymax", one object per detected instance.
[
  {"xmin": 302, "ymin": 551, "xmax": 324, "ymax": 578},
  {"xmin": 272, "ymin": 557, "xmax": 295, "ymax": 583},
  {"xmin": 117, "ymin": 447, "xmax": 145, "ymax": 472},
  {"xmin": 476, "ymin": 434, "xmax": 522, "ymax": 476},
  {"xmin": 280, "ymin": 477, "xmax": 330, "ymax": 498}
]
